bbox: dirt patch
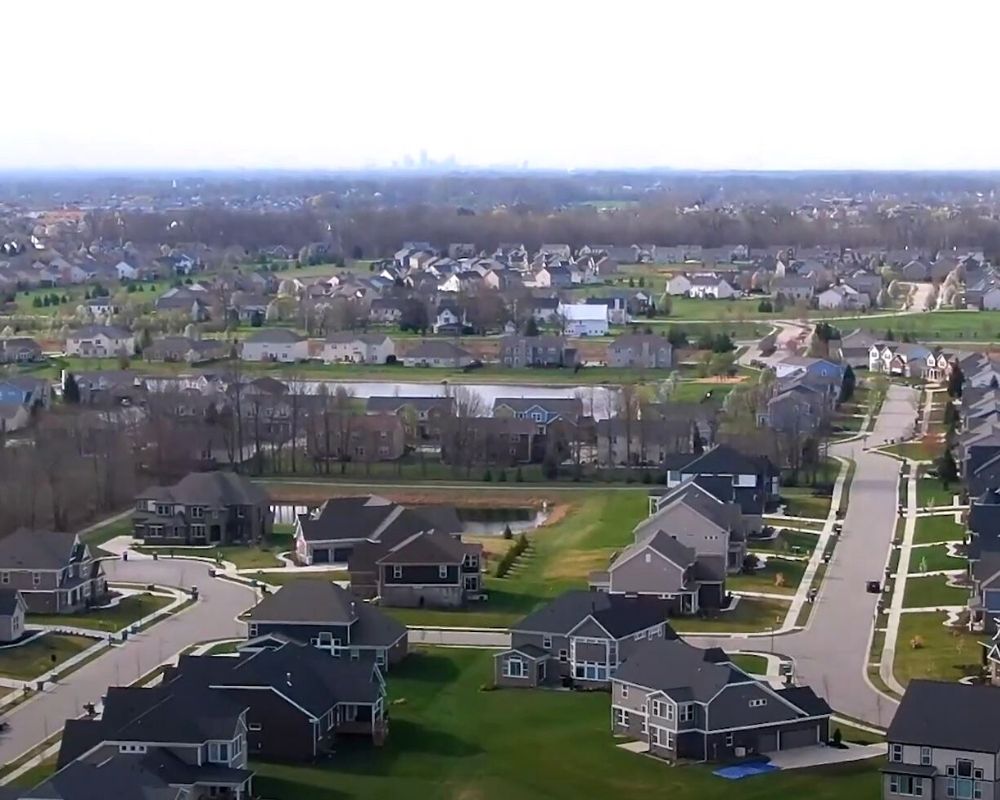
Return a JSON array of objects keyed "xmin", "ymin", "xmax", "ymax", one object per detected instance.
[
  {"xmin": 263, "ymin": 481, "xmax": 566, "ymax": 510},
  {"xmin": 692, "ymin": 375, "xmax": 748, "ymax": 385},
  {"xmin": 543, "ymin": 548, "xmax": 614, "ymax": 581}
]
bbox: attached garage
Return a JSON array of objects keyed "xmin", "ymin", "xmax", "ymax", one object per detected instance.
[
  {"xmin": 311, "ymin": 548, "xmax": 330, "ymax": 564},
  {"xmin": 756, "ymin": 730, "xmax": 779, "ymax": 753},
  {"xmin": 777, "ymin": 724, "xmax": 821, "ymax": 751}
]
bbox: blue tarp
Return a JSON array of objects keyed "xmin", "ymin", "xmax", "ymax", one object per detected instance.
[{"xmin": 713, "ymin": 762, "xmax": 780, "ymax": 780}]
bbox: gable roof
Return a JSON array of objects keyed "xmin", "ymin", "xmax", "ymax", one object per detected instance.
[
  {"xmin": 246, "ymin": 580, "xmax": 359, "ymax": 625},
  {"xmin": 139, "ymin": 471, "xmax": 268, "ymax": 506},
  {"xmin": 0, "ymin": 530, "xmax": 82, "ymax": 570},
  {"xmin": 888, "ymin": 680, "xmax": 1000, "ymax": 752},
  {"xmin": 512, "ymin": 590, "xmax": 676, "ymax": 639},
  {"xmin": 375, "ymin": 530, "xmax": 469, "ymax": 566}
]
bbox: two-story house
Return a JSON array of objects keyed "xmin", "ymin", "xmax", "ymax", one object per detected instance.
[
  {"xmin": 612, "ymin": 638, "xmax": 830, "ymax": 762},
  {"xmin": 48, "ymin": 683, "xmax": 253, "ymax": 799},
  {"xmin": 662, "ymin": 445, "xmax": 780, "ymax": 515},
  {"xmin": 498, "ymin": 335, "xmax": 578, "ymax": 368},
  {"xmin": 163, "ymin": 640, "xmax": 388, "ymax": 758},
  {"xmin": 364, "ymin": 395, "xmax": 454, "ymax": 443},
  {"xmin": 132, "ymin": 471, "xmax": 273, "ymax": 546},
  {"xmin": 240, "ymin": 329, "xmax": 309, "ymax": 362},
  {"xmin": 347, "ymin": 530, "xmax": 482, "ymax": 608},
  {"xmin": 493, "ymin": 590, "xmax": 674, "ymax": 689},
  {"xmin": 306, "ymin": 413, "xmax": 406, "ymax": 464},
  {"xmin": 0, "ymin": 529, "xmax": 107, "ymax": 614},
  {"xmin": 65, "ymin": 324, "xmax": 135, "ymax": 358},
  {"xmin": 492, "ymin": 396, "xmax": 583, "ymax": 433},
  {"xmin": 400, "ymin": 340, "xmax": 474, "ymax": 368},
  {"xmin": 322, "ymin": 333, "xmax": 396, "ymax": 364},
  {"xmin": 608, "ymin": 335, "xmax": 674, "ymax": 369},
  {"xmin": 244, "ymin": 579, "xmax": 408, "ymax": 669},
  {"xmin": 0, "ymin": 337, "xmax": 43, "ymax": 363},
  {"xmin": 883, "ymin": 680, "xmax": 1000, "ymax": 800}
]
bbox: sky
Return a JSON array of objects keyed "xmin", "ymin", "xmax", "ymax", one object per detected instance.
[{"xmin": 5, "ymin": 1, "xmax": 997, "ymax": 172}]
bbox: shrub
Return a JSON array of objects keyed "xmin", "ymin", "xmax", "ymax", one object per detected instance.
[
  {"xmin": 495, "ymin": 532, "xmax": 529, "ymax": 577},
  {"xmin": 515, "ymin": 467, "xmax": 523, "ymax": 482},
  {"xmin": 503, "ymin": 524, "xmax": 513, "ymax": 540},
  {"xmin": 832, "ymin": 728, "xmax": 843, "ymax": 747},
  {"xmin": 497, "ymin": 469, "xmax": 507, "ymax": 482},
  {"xmin": 483, "ymin": 469, "xmax": 493, "ymax": 482}
]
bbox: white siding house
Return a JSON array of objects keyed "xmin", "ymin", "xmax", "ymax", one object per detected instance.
[
  {"xmin": 240, "ymin": 329, "xmax": 309, "ymax": 362},
  {"xmin": 558, "ymin": 303, "xmax": 609, "ymax": 336}
]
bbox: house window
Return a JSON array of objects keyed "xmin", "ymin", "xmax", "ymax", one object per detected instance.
[
  {"xmin": 392, "ymin": 565, "xmax": 402, "ymax": 579},
  {"xmin": 622, "ymin": 685, "xmax": 629, "ymax": 699},
  {"xmin": 248, "ymin": 624, "xmax": 258, "ymax": 638},
  {"xmin": 890, "ymin": 775, "xmax": 924, "ymax": 796},
  {"xmin": 32, "ymin": 573, "xmax": 40, "ymax": 586},
  {"xmin": 156, "ymin": 504, "xmax": 171, "ymax": 516},
  {"xmin": 679, "ymin": 703, "xmax": 694, "ymax": 722},
  {"xmin": 650, "ymin": 698, "xmax": 662, "ymax": 717},
  {"xmin": 640, "ymin": 718, "xmax": 648, "ymax": 735},
  {"xmin": 118, "ymin": 744, "xmax": 148, "ymax": 754},
  {"xmin": 248, "ymin": 723, "xmax": 262, "ymax": 732},
  {"xmin": 208, "ymin": 741, "xmax": 231, "ymax": 763},
  {"xmin": 664, "ymin": 702, "xmax": 674, "ymax": 721},
  {"xmin": 652, "ymin": 726, "xmax": 673, "ymax": 749},
  {"xmin": 889, "ymin": 744, "xmax": 903, "ymax": 762},
  {"xmin": 542, "ymin": 635, "xmax": 552, "ymax": 650},
  {"xmin": 615, "ymin": 708, "xmax": 629, "ymax": 727},
  {"xmin": 725, "ymin": 733, "xmax": 734, "ymax": 747},
  {"xmin": 920, "ymin": 747, "xmax": 931, "ymax": 766},
  {"xmin": 438, "ymin": 565, "xmax": 448, "ymax": 579},
  {"xmin": 191, "ymin": 506, "xmax": 204, "ymax": 518},
  {"xmin": 748, "ymin": 699, "xmax": 767, "ymax": 708},
  {"xmin": 558, "ymin": 649, "xmax": 568, "ymax": 662},
  {"xmin": 0, "ymin": 572, "xmax": 7, "ymax": 584},
  {"xmin": 503, "ymin": 657, "xmax": 525, "ymax": 679},
  {"xmin": 191, "ymin": 524, "xmax": 206, "ymax": 539},
  {"xmin": 634, "ymin": 630, "xmax": 646, "ymax": 641}
]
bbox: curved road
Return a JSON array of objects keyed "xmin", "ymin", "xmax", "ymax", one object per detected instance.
[
  {"xmin": 0, "ymin": 558, "xmax": 257, "ymax": 764},
  {"xmin": 692, "ymin": 383, "xmax": 919, "ymax": 728}
]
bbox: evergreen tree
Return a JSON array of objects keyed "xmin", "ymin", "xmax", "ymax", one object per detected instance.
[
  {"xmin": 692, "ymin": 427, "xmax": 704, "ymax": 455},
  {"xmin": 947, "ymin": 363, "xmax": 965, "ymax": 399},
  {"xmin": 937, "ymin": 450, "xmax": 958, "ymax": 488},
  {"xmin": 840, "ymin": 364, "xmax": 856, "ymax": 402},
  {"xmin": 63, "ymin": 373, "xmax": 81, "ymax": 404},
  {"xmin": 524, "ymin": 317, "xmax": 540, "ymax": 337}
]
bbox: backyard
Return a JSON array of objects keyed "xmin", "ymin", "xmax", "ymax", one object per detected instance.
[
  {"xmin": 252, "ymin": 647, "xmax": 880, "ymax": 800},
  {"xmin": 893, "ymin": 613, "xmax": 983, "ymax": 686},
  {"xmin": 728, "ymin": 558, "xmax": 805, "ymax": 597},
  {"xmin": 0, "ymin": 633, "xmax": 95, "ymax": 680},
  {"xmin": 860, "ymin": 310, "xmax": 1000, "ymax": 343},
  {"xmin": 780, "ymin": 487, "xmax": 833, "ymax": 520}
]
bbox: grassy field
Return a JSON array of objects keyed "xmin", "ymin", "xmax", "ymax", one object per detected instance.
[
  {"xmin": 0, "ymin": 633, "xmax": 94, "ymax": 680},
  {"xmin": 860, "ymin": 310, "xmax": 1000, "ymax": 342},
  {"xmin": 907, "ymin": 545, "xmax": 964, "ymax": 574},
  {"xmin": 80, "ymin": 516, "xmax": 133, "ymax": 547},
  {"xmin": 728, "ymin": 558, "xmax": 805, "ymax": 596},
  {"xmin": 916, "ymin": 477, "xmax": 959, "ymax": 508},
  {"xmin": 135, "ymin": 543, "xmax": 286, "ymax": 570},
  {"xmin": 669, "ymin": 598, "xmax": 790, "ymax": 634},
  {"xmin": 901, "ymin": 575, "xmax": 968, "ymax": 608},
  {"xmin": 780, "ymin": 487, "xmax": 832, "ymax": 519},
  {"xmin": 894, "ymin": 613, "xmax": 983, "ymax": 686},
  {"xmin": 748, "ymin": 529, "xmax": 819, "ymax": 557},
  {"xmin": 27, "ymin": 593, "xmax": 171, "ymax": 633},
  {"xmin": 252, "ymin": 648, "xmax": 879, "ymax": 800},
  {"xmin": 913, "ymin": 515, "xmax": 964, "ymax": 545},
  {"xmin": 256, "ymin": 570, "xmax": 349, "ymax": 587},
  {"xmin": 882, "ymin": 440, "xmax": 941, "ymax": 462},
  {"xmin": 730, "ymin": 653, "xmax": 769, "ymax": 674}
]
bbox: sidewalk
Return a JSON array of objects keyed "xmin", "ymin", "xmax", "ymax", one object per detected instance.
[{"xmin": 880, "ymin": 463, "xmax": 917, "ymax": 696}]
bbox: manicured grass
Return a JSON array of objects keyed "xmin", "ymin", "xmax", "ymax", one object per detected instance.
[
  {"xmin": 0, "ymin": 633, "xmax": 95, "ymax": 680},
  {"xmin": 894, "ymin": 612, "xmax": 983, "ymax": 687},
  {"xmin": 748, "ymin": 529, "xmax": 819, "ymax": 557},
  {"xmin": 730, "ymin": 654, "xmax": 769, "ymax": 675},
  {"xmin": 256, "ymin": 570, "xmax": 349, "ymax": 588},
  {"xmin": 831, "ymin": 723, "xmax": 885, "ymax": 745},
  {"xmin": 780, "ymin": 487, "xmax": 832, "ymax": 520},
  {"xmin": 252, "ymin": 648, "xmax": 880, "ymax": 800},
  {"xmin": 6, "ymin": 759, "xmax": 59, "ymax": 789},
  {"xmin": 907, "ymin": 545, "xmax": 964, "ymax": 574},
  {"xmin": 883, "ymin": 440, "xmax": 941, "ymax": 462},
  {"xmin": 916, "ymin": 478, "xmax": 958, "ymax": 508},
  {"xmin": 80, "ymin": 516, "xmax": 133, "ymax": 547},
  {"xmin": 729, "ymin": 558, "xmax": 805, "ymax": 596},
  {"xmin": 135, "ymin": 544, "xmax": 285, "ymax": 570},
  {"xmin": 670, "ymin": 597, "xmax": 790, "ymax": 634},
  {"xmin": 901, "ymin": 576, "xmax": 968, "ymax": 609},
  {"xmin": 27, "ymin": 593, "xmax": 171, "ymax": 633},
  {"xmin": 861, "ymin": 310, "xmax": 1000, "ymax": 342},
  {"xmin": 386, "ymin": 490, "xmax": 648, "ymax": 628},
  {"xmin": 200, "ymin": 640, "xmax": 242, "ymax": 655},
  {"xmin": 913, "ymin": 515, "xmax": 964, "ymax": 545}
]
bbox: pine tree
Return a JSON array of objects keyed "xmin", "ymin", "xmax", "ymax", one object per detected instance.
[
  {"xmin": 947, "ymin": 363, "xmax": 964, "ymax": 399},
  {"xmin": 63, "ymin": 373, "xmax": 81, "ymax": 404},
  {"xmin": 937, "ymin": 450, "xmax": 958, "ymax": 488},
  {"xmin": 840, "ymin": 364, "xmax": 856, "ymax": 402}
]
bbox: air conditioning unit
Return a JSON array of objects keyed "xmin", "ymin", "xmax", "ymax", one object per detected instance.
[{"xmin": 734, "ymin": 747, "xmax": 746, "ymax": 757}]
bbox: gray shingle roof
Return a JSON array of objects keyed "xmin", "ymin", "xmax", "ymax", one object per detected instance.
[
  {"xmin": 0, "ymin": 530, "xmax": 81, "ymax": 571},
  {"xmin": 139, "ymin": 471, "xmax": 268, "ymax": 506},
  {"xmin": 513, "ymin": 590, "xmax": 675, "ymax": 639},
  {"xmin": 247, "ymin": 580, "xmax": 359, "ymax": 624},
  {"xmin": 888, "ymin": 680, "xmax": 1000, "ymax": 752}
]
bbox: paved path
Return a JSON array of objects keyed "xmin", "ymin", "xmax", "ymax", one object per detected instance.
[
  {"xmin": 690, "ymin": 384, "xmax": 921, "ymax": 727},
  {"xmin": 0, "ymin": 558, "xmax": 258, "ymax": 765}
]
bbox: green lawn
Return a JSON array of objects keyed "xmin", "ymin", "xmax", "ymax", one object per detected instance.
[
  {"xmin": 135, "ymin": 543, "xmax": 286, "ymax": 570},
  {"xmin": 831, "ymin": 723, "xmax": 886, "ymax": 746},
  {"xmin": 916, "ymin": 478, "xmax": 959, "ymax": 508},
  {"xmin": 894, "ymin": 612, "xmax": 983, "ymax": 687},
  {"xmin": 252, "ymin": 648, "xmax": 880, "ymax": 800},
  {"xmin": 907, "ymin": 545, "xmax": 964, "ymax": 574},
  {"xmin": 80, "ymin": 516, "xmax": 133, "ymax": 547},
  {"xmin": 861, "ymin": 310, "xmax": 1000, "ymax": 342},
  {"xmin": 730, "ymin": 654, "xmax": 769, "ymax": 675},
  {"xmin": 749, "ymin": 529, "xmax": 819, "ymax": 557},
  {"xmin": 256, "ymin": 570, "xmax": 349, "ymax": 588},
  {"xmin": 0, "ymin": 633, "xmax": 95, "ymax": 680},
  {"xmin": 670, "ymin": 598, "xmax": 790, "ymax": 634},
  {"xmin": 901, "ymin": 575, "xmax": 968, "ymax": 609},
  {"xmin": 27, "ymin": 593, "xmax": 171, "ymax": 633},
  {"xmin": 913, "ymin": 515, "xmax": 964, "ymax": 545},
  {"xmin": 780, "ymin": 488, "xmax": 832, "ymax": 520},
  {"xmin": 883, "ymin": 441, "xmax": 942, "ymax": 462},
  {"xmin": 728, "ymin": 558, "xmax": 805, "ymax": 596}
]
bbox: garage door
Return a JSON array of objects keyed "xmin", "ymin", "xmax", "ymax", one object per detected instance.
[
  {"xmin": 756, "ymin": 731, "xmax": 778, "ymax": 753},
  {"xmin": 779, "ymin": 725, "xmax": 820, "ymax": 750},
  {"xmin": 312, "ymin": 548, "xmax": 330, "ymax": 563},
  {"xmin": 333, "ymin": 547, "xmax": 352, "ymax": 562}
]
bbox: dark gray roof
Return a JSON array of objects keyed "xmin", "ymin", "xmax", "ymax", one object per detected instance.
[
  {"xmin": 298, "ymin": 495, "xmax": 459, "ymax": 544},
  {"xmin": 365, "ymin": 396, "xmax": 454, "ymax": 414},
  {"xmin": 888, "ymin": 680, "xmax": 1000, "ymax": 752},
  {"xmin": 24, "ymin": 753, "xmax": 185, "ymax": 800},
  {"xmin": 513, "ymin": 590, "xmax": 675, "ymax": 639},
  {"xmin": 614, "ymin": 638, "xmax": 741, "ymax": 700},
  {"xmin": 404, "ymin": 340, "xmax": 471, "ymax": 359},
  {"xmin": 247, "ymin": 580, "xmax": 359, "ymax": 624},
  {"xmin": 0, "ymin": 530, "xmax": 82, "ymax": 571},
  {"xmin": 492, "ymin": 397, "xmax": 582, "ymax": 417},
  {"xmin": 139, "ymin": 471, "xmax": 268, "ymax": 507},
  {"xmin": 0, "ymin": 589, "xmax": 23, "ymax": 616},
  {"xmin": 245, "ymin": 328, "xmax": 301, "ymax": 343},
  {"xmin": 376, "ymin": 530, "xmax": 469, "ymax": 565}
]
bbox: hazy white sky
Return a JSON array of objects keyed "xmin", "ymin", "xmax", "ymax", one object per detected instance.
[{"xmin": 5, "ymin": 1, "xmax": 997, "ymax": 171}]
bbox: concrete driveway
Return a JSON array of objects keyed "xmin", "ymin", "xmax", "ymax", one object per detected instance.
[
  {"xmin": 0, "ymin": 558, "xmax": 257, "ymax": 765},
  {"xmin": 692, "ymin": 384, "xmax": 920, "ymax": 727}
]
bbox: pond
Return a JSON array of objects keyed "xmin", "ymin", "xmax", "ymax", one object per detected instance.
[{"xmin": 270, "ymin": 503, "xmax": 549, "ymax": 536}]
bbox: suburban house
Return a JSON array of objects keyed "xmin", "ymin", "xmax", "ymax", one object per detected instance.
[
  {"xmin": 0, "ymin": 588, "xmax": 27, "ymax": 643},
  {"xmin": 322, "ymin": 333, "xmax": 395, "ymax": 364},
  {"xmin": 883, "ymin": 680, "xmax": 1000, "ymax": 800},
  {"xmin": 293, "ymin": 494, "xmax": 461, "ymax": 565},
  {"xmin": 369, "ymin": 298, "xmax": 404, "ymax": 324},
  {"xmin": 441, "ymin": 417, "xmax": 540, "ymax": 466},
  {"xmin": 498, "ymin": 335, "xmax": 577, "ymax": 368},
  {"xmin": 348, "ymin": 529, "xmax": 483, "ymax": 607},
  {"xmin": 687, "ymin": 274, "xmax": 738, "ymax": 299},
  {"xmin": 48, "ymin": 683, "xmax": 253, "ymax": 800},
  {"xmin": 163, "ymin": 640, "xmax": 388, "ymax": 758},
  {"xmin": 612, "ymin": 638, "xmax": 830, "ymax": 762},
  {"xmin": 145, "ymin": 335, "xmax": 229, "ymax": 364},
  {"xmin": 773, "ymin": 356, "xmax": 845, "ymax": 399},
  {"xmin": 432, "ymin": 303, "xmax": 467, "ymax": 333},
  {"xmin": 665, "ymin": 274, "xmax": 693, "ymax": 295},
  {"xmin": 662, "ymin": 445, "xmax": 779, "ymax": 515},
  {"xmin": 869, "ymin": 342, "xmax": 950, "ymax": 382},
  {"xmin": 492, "ymin": 396, "xmax": 582, "ymax": 432},
  {"xmin": 0, "ymin": 375, "xmax": 51, "ymax": 409},
  {"xmin": 364, "ymin": 396, "xmax": 454, "ymax": 442},
  {"xmin": 535, "ymin": 265, "xmax": 574, "ymax": 288},
  {"xmin": 0, "ymin": 337, "xmax": 43, "ymax": 363},
  {"xmin": 400, "ymin": 340, "xmax": 473, "ymax": 368},
  {"xmin": 0, "ymin": 529, "xmax": 107, "ymax": 614},
  {"xmin": 772, "ymin": 275, "xmax": 816, "ymax": 301},
  {"xmin": 608, "ymin": 335, "xmax": 673, "ymax": 369},
  {"xmin": 493, "ymin": 590, "xmax": 674, "ymax": 689},
  {"xmin": 244, "ymin": 579, "xmax": 408, "ymax": 669},
  {"xmin": 586, "ymin": 295, "xmax": 630, "ymax": 325},
  {"xmin": 240, "ymin": 329, "xmax": 310, "ymax": 363},
  {"xmin": 65, "ymin": 325, "xmax": 135, "ymax": 358},
  {"xmin": 306, "ymin": 413, "xmax": 406, "ymax": 463},
  {"xmin": 557, "ymin": 302, "xmax": 608, "ymax": 336},
  {"xmin": 817, "ymin": 284, "xmax": 870, "ymax": 310},
  {"xmin": 132, "ymin": 471, "xmax": 273, "ymax": 546}
]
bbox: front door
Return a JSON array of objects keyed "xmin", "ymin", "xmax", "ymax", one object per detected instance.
[{"xmin": 210, "ymin": 525, "xmax": 222, "ymax": 543}]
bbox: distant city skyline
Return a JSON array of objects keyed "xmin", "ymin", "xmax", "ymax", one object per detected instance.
[{"xmin": 5, "ymin": 1, "xmax": 998, "ymax": 172}]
